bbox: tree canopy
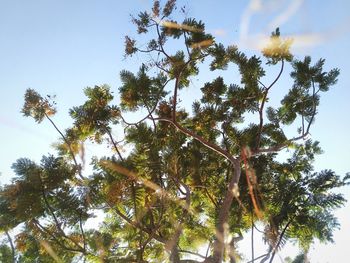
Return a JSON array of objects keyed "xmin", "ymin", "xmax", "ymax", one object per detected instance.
[{"xmin": 0, "ymin": 1, "xmax": 349, "ymax": 262}]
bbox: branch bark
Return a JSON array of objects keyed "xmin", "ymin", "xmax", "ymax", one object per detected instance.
[
  {"xmin": 211, "ymin": 161, "xmax": 241, "ymax": 263},
  {"xmin": 152, "ymin": 114, "xmax": 241, "ymax": 262},
  {"xmin": 168, "ymin": 178, "xmax": 191, "ymax": 262}
]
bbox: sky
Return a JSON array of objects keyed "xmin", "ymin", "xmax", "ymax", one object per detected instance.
[{"xmin": 0, "ymin": 0, "xmax": 349, "ymax": 262}]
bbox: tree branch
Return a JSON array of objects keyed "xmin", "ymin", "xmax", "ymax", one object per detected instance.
[
  {"xmin": 142, "ymin": 97, "xmax": 157, "ymax": 130},
  {"xmin": 260, "ymin": 246, "xmax": 272, "ymax": 263},
  {"xmin": 151, "ymin": 112, "xmax": 241, "ymax": 262},
  {"xmin": 172, "ymin": 76, "xmax": 181, "ymax": 122},
  {"xmin": 183, "ymin": 31, "xmax": 191, "ymax": 58},
  {"xmin": 79, "ymin": 212, "xmax": 87, "ymax": 253},
  {"xmin": 168, "ymin": 173, "xmax": 191, "ymax": 262},
  {"xmin": 251, "ymin": 210, "xmax": 255, "ymax": 263},
  {"xmin": 247, "ymin": 253, "xmax": 269, "ymax": 263},
  {"xmin": 253, "ymin": 223, "xmax": 265, "ymax": 234},
  {"xmin": 305, "ymin": 79, "xmax": 318, "ymax": 135},
  {"xmin": 179, "ymin": 249, "xmax": 207, "ymax": 259},
  {"xmin": 154, "ymin": 21, "xmax": 173, "ymax": 62},
  {"xmin": 256, "ymin": 60, "xmax": 284, "ymax": 150},
  {"xmin": 5, "ymin": 231, "xmax": 15, "ymax": 263},
  {"xmin": 254, "ymin": 75, "xmax": 320, "ymax": 156},
  {"xmin": 269, "ymin": 219, "xmax": 292, "ymax": 263},
  {"xmin": 120, "ymin": 78, "xmax": 171, "ymax": 127},
  {"xmin": 44, "ymin": 113, "xmax": 84, "ymax": 180},
  {"xmin": 107, "ymin": 198, "xmax": 166, "ymax": 245},
  {"xmin": 153, "ymin": 117, "xmax": 237, "ymax": 164},
  {"xmin": 37, "ymin": 172, "xmax": 85, "ymax": 252},
  {"xmin": 32, "ymin": 219, "xmax": 85, "ymax": 253},
  {"xmin": 105, "ymin": 127, "xmax": 124, "ymax": 161},
  {"xmin": 212, "ymin": 161, "xmax": 241, "ymax": 262}
]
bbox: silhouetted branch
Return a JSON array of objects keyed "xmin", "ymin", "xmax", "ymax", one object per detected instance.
[
  {"xmin": 44, "ymin": 113, "xmax": 84, "ymax": 180},
  {"xmin": 32, "ymin": 219, "xmax": 85, "ymax": 253},
  {"xmin": 256, "ymin": 60, "xmax": 284, "ymax": 150},
  {"xmin": 179, "ymin": 249, "xmax": 207, "ymax": 259},
  {"xmin": 37, "ymin": 172, "xmax": 84, "ymax": 251},
  {"xmin": 5, "ymin": 231, "xmax": 15, "ymax": 263},
  {"xmin": 269, "ymin": 219, "xmax": 292, "ymax": 263},
  {"xmin": 105, "ymin": 128, "xmax": 124, "ymax": 161}
]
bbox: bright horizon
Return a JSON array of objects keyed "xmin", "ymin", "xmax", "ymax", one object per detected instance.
[{"xmin": 1, "ymin": 1, "xmax": 349, "ymax": 262}]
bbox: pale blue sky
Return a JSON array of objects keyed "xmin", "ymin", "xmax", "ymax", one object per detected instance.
[{"xmin": 0, "ymin": 0, "xmax": 349, "ymax": 262}]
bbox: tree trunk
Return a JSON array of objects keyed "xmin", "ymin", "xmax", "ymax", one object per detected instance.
[{"xmin": 211, "ymin": 161, "xmax": 241, "ymax": 262}]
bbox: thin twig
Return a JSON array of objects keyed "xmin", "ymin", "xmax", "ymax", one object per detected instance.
[
  {"xmin": 37, "ymin": 172, "xmax": 84, "ymax": 251},
  {"xmin": 269, "ymin": 219, "xmax": 292, "ymax": 263},
  {"xmin": 79, "ymin": 212, "xmax": 87, "ymax": 253},
  {"xmin": 247, "ymin": 253, "xmax": 269, "ymax": 263},
  {"xmin": 105, "ymin": 127, "xmax": 124, "ymax": 161},
  {"xmin": 254, "ymin": 77, "xmax": 320, "ymax": 156},
  {"xmin": 120, "ymin": 78, "xmax": 171, "ymax": 127},
  {"xmin": 256, "ymin": 60, "xmax": 284, "ymax": 149},
  {"xmin": 32, "ymin": 220, "xmax": 84, "ymax": 253},
  {"xmin": 183, "ymin": 31, "xmax": 191, "ymax": 57},
  {"xmin": 179, "ymin": 249, "xmax": 207, "ymax": 259},
  {"xmin": 44, "ymin": 113, "xmax": 84, "ymax": 180},
  {"xmin": 5, "ymin": 231, "xmax": 16, "ymax": 263},
  {"xmin": 153, "ymin": 117, "xmax": 237, "ymax": 164}
]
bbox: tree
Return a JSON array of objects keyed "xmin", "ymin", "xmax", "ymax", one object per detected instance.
[{"xmin": 0, "ymin": 1, "xmax": 349, "ymax": 262}]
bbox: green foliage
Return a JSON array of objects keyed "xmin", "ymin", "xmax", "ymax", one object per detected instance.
[
  {"xmin": 69, "ymin": 85, "xmax": 120, "ymax": 141},
  {"xmin": 0, "ymin": 243, "xmax": 13, "ymax": 263},
  {"xmin": 120, "ymin": 66, "xmax": 168, "ymax": 111},
  {"xmin": 274, "ymin": 56, "xmax": 340, "ymax": 126},
  {"xmin": 1, "ymin": 1, "xmax": 348, "ymax": 262},
  {"xmin": 22, "ymin": 89, "xmax": 56, "ymax": 123}
]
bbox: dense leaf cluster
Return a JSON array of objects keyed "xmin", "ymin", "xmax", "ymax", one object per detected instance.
[{"xmin": 0, "ymin": 1, "xmax": 348, "ymax": 263}]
